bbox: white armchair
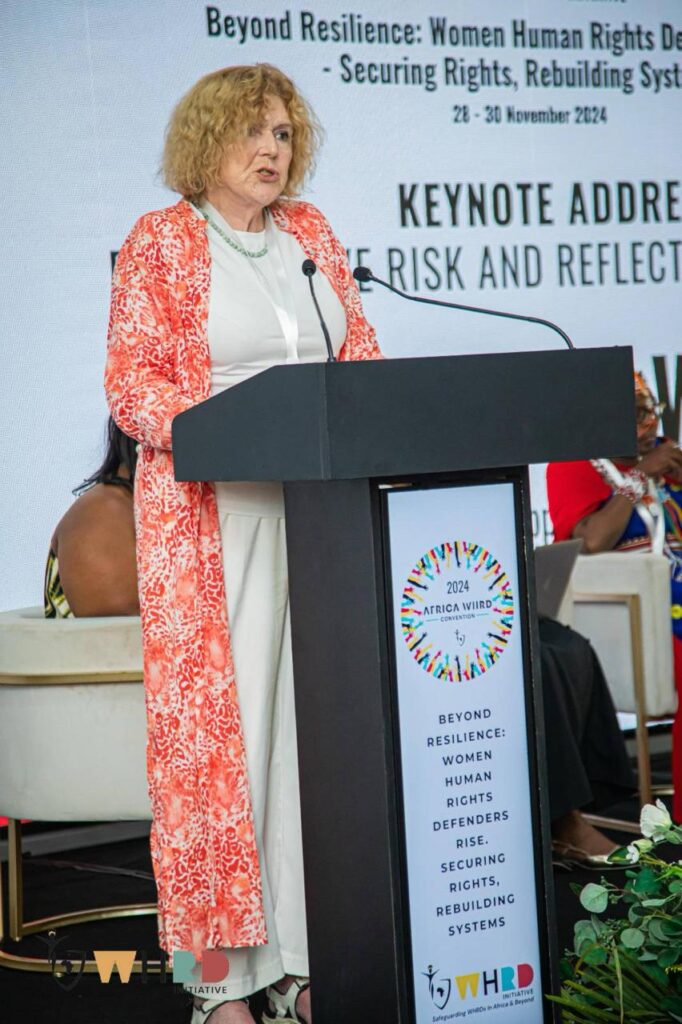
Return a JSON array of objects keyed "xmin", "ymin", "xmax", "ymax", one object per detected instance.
[
  {"xmin": 569, "ymin": 552, "xmax": 676, "ymax": 816},
  {"xmin": 0, "ymin": 607, "xmax": 154, "ymax": 972}
]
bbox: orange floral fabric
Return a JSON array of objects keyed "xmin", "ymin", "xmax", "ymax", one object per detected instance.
[{"xmin": 104, "ymin": 198, "xmax": 381, "ymax": 957}]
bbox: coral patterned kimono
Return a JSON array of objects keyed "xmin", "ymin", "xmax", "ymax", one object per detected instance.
[{"xmin": 104, "ymin": 198, "xmax": 382, "ymax": 957}]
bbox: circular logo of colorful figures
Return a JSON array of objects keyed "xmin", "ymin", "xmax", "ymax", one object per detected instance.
[{"xmin": 401, "ymin": 540, "xmax": 514, "ymax": 682}]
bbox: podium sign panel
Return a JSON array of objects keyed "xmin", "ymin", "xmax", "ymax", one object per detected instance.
[{"xmin": 386, "ymin": 482, "xmax": 543, "ymax": 1023}]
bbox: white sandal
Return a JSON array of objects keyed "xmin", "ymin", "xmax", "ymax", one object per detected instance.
[
  {"xmin": 191, "ymin": 996, "xmax": 251, "ymax": 1023},
  {"xmin": 262, "ymin": 977, "xmax": 310, "ymax": 1023}
]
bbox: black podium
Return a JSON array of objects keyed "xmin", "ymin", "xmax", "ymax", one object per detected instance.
[{"xmin": 174, "ymin": 348, "xmax": 635, "ymax": 1024}]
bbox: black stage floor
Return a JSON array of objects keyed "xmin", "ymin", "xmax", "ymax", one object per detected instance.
[{"xmin": 0, "ymin": 794, "xmax": 673, "ymax": 1024}]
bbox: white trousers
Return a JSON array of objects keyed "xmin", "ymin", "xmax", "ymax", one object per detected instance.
[{"xmin": 187, "ymin": 482, "xmax": 309, "ymax": 1000}]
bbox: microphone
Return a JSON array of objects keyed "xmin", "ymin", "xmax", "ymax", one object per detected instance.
[
  {"xmin": 302, "ymin": 259, "xmax": 336, "ymax": 362},
  {"xmin": 352, "ymin": 266, "xmax": 574, "ymax": 350}
]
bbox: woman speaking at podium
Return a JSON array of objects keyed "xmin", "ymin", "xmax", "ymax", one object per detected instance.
[{"xmin": 104, "ymin": 64, "xmax": 381, "ymax": 1024}]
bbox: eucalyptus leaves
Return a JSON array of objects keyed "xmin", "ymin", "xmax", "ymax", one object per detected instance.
[{"xmin": 550, "ymin": 800, "xmax": 682, "ymax": 1022}]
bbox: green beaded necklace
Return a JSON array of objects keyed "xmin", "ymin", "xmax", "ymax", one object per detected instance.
[{"xmin": 192, "ymin": 201, "xmax": 269, "ymax": 259}]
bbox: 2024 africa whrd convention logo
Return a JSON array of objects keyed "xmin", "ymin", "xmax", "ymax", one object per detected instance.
[{"xmin": 401, "ymin": 540, "xmax": 514, "ymax": 682}]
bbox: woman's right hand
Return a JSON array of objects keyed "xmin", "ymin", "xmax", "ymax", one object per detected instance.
[{"xmin": 638, "ymin": 441, "xmax": 682, "ymax": 483}]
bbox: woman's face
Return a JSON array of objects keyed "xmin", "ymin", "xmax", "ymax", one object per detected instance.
[
  {"xmin": 214, "ymin": 95, "xmax": 293, "ymax": 217},
  {"xmin": 636, "ymin": 387, "xmax": 660, "ymax": 454}
]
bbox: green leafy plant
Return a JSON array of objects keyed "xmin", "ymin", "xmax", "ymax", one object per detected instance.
[{"xmin": 548, "ymin": 801, "xmax": 682, "ymax": 1022}]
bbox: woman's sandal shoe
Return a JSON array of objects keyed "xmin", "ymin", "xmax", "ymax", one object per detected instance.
[
  {"xmin": 262, "ymin": 977, "xmax": 310, "ymax": 1023},
  {"xmin": 551, "ymin": 841, "xmax": 623, "ymax": 872},
  {"xmin": 191, "ymin": 997, "xmax": 250, "ymax": 1023}
]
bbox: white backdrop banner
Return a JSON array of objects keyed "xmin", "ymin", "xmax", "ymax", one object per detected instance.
[{"xmin": 2, "ymin": 0, "xmax": 681, "ymax": 608}]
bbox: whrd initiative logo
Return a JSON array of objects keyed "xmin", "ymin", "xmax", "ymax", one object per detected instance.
[
  {"xmin": 40, "ymin": 931, "xmax": 230, "ymax": 991},
  {"xmin": 402, "ymin": 540, "xmax": 514, "ymax": 682},
  {"xmin": 423, "ymin": 961, "xmax": 534, "ymax": 1009}
]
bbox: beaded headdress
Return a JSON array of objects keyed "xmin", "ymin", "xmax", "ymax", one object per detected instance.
[{"xmin": 634, "ymin": 371, "xmax": 653, "ymax": 400}]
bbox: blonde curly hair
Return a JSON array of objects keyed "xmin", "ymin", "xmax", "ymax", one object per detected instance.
[{"xmin": 162, "ymin": 64, "xmax": 322, "ymax": 200}]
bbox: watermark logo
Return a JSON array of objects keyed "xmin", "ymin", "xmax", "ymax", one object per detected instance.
[
  {"xmin": 39, "ymin": 933, "xmax": 89, "ymax": 992},
  {"xmin": 39, "ymin": 931, "xmax": 228, "ymax": 990},
  {"xmin": 173, "ymin": 949, "xmax": 230, "ymax": 987}
]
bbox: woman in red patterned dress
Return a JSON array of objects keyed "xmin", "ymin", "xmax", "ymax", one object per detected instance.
[
  {"xmin": 104, "ymin": 64, "xmax": 382, "ymax": 1024},
  {"xmin": 547, "ymin": 373, "xmax": 682, "ymax": 823}
]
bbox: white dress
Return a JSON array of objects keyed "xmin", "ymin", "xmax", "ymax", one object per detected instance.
[{"xmin": 187, "ymin": 201, "xmax": 346, "ymax": 1000}]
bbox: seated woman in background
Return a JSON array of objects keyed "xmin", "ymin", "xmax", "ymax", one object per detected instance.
[
  {"xmin": 547, "ymin": 371, "xmax": 682, "ymax": 821},
  {"xmin": 44, "ymin": 417, "xmax": 139, "ymax": 618},
  {"xmin": 540, "ymin": 615, "xmax": 634, "ymax": 864}
]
